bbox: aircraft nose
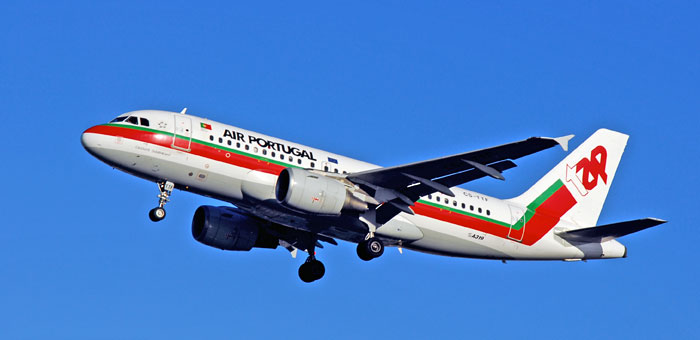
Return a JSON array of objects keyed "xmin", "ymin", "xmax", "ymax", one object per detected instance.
[
  {"xmin": 81, "ymin": 128, "xmax": 93, "ymax": 150},
  {"xmin": 81, "ymin": 126, "xmax": 103, "ymax": 155}
]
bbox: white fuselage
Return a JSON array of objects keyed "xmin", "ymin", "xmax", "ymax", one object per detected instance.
[{"xmin": 81, "ymin": 110, "xmax": 626, "ymax": 261}]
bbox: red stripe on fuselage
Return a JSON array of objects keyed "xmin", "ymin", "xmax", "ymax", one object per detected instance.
[
  {"xmin": 84, "ymin": 124, "xmax": 287, "ymax": 175},
  {"xmin": 411, "ymin": 203, "xmax": 511, "ymax": 239},
  {"xmin": 413, "ymin": 184, "xmax": 575, "ymax": 246}
]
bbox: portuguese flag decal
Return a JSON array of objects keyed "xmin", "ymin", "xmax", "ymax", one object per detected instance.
[{"xmin": 200, "ymin": 122, "xmax": 212, "ymax": 130}]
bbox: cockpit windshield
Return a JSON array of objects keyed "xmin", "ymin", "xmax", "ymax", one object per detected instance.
[{"xmin": 110, "ymin": 115, "xmax": 150, "ymax": 127}]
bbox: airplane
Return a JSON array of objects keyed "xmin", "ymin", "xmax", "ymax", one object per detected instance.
[{"xmin": 81, "ymin": 109, "xmax": 666, "ymax": 282}]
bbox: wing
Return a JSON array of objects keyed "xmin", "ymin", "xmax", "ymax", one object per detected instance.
[{"xmin": 347, "ymin": 134, "xmax": 573, "ymax": 223}]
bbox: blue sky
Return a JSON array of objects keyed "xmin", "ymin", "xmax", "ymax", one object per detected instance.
[{"xmin": 1, "ymin": 1, "xmax": 698, "ymax": 339}]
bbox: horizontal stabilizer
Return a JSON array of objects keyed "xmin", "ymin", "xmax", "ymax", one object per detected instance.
[{"xmin": 557, "ymin": 218, "xmax": 667, "ymax": 243}]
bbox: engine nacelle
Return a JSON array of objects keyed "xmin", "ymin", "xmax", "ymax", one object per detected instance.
[
  {"xmin": 191, "ymin": 206, "xmax": 278, "ymax": 251},
  {"xmin": 275, "ymin": 167, "xmax": 369, "ymax": 215}
]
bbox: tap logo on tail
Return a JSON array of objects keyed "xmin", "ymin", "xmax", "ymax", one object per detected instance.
[{"xmin": 566, "ymin": 145, "xmax": 608, "ymax": 196}]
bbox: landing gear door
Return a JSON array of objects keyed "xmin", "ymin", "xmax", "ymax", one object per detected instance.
[
  {"xmin": 172, "ymin": 115, "xmax": 192, "ymax": 151},
  {"xmin": 507, "ymin": 205, "xmax": 526, "ymax": 242}
]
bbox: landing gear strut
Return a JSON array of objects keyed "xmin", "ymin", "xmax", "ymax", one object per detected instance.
[
  {"xmin": 357, "ymin": 237, "xmax": 384, "ymax": 261},
  {"xmin": 298, "ymin": 242, "xmax": 325, "ymax": 283},
  {"xmin": 149, "ymin": 181, "xmax": 174, "ymax": 222}
]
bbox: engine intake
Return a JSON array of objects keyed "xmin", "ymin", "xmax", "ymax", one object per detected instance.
[
  {"xmin": 275, "ymin": 168, "xmax": 368, "ymax": 215},
  {"xmin": 192, "ymin": 206, "xmax": 278, "ymax": 251}
]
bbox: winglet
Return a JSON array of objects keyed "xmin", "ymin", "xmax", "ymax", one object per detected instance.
[
  {"xmin": 545, "ymin": 134, "xmax": 574, "ymax": 152},
  {"xmin": 180, "ymin": 107, "xmax": 188, "ymax": 114},
  {"xmin": 549, "ymin": 134, "xmax": 574, "ymax": 152}
]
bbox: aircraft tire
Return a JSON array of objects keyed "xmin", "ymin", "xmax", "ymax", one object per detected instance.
[
  {"xmin": 299, "ymin": 259, "xmax": 325, "ymax": 283},
  {"xmin": 357, "ymin": 237, "xmax": 384, "ymax": 261},
  {"xmin": 149, "ymin": 207, "xmax": 166, "ymax": 222},
  {"xmin": 356, "ymin": 243, "xmax": 374, "ymax": 261}
]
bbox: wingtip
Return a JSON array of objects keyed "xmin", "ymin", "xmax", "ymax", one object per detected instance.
[
  {"xmin": 647, "ymin": 217, "xmax": 668, "ymax": 224},
  {"xmin": 551, "ymin": 134, "xmax": 575, "ymax": 152}
]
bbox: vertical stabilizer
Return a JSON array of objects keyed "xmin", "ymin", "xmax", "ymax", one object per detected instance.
[{"xmin": 508, "ymin": 129, "xmax": 629, "ymax": 228}]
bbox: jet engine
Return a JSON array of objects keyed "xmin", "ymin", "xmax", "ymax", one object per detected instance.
[
  {"xmin": 275, "ymin": 168, "xmax": 369, "ymax": 215},
  {"xmin": 192, "ymin": 206, "xmax": 278, "ymax": 251}
]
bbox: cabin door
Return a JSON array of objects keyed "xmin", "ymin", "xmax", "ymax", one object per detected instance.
[{"xmin": 172, "ymin": 115, "xmax": 192, "ymax": 151}]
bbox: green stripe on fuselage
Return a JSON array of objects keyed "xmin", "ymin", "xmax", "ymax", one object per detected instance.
[
  {"xmin": 418, "ymin": 200, "xmax": 510, "ymax": 227},
  {"xmin": 416, "ymin": 180, "xmax": 564, "ymax": 231}
]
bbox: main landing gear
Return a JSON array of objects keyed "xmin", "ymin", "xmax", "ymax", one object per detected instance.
[
  {"xmin": 298, "ymin": 241, "xmax": 325, "ymax": 283},
  {"xmin": 296, "ymin": 235, "xmax": 384, "ymax": 282},
  {"xmin": 356, "ymin": 236, "xmax": 384, "ymax": 261},
  {"xmin": 298, "ymin": 257, "xmax": 325, "ymax": 283},
  {"xmin": 149, "ymin": 180, "xmax": 174, "ymax": 222}
]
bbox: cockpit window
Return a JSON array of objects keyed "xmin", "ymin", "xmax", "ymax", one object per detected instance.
[
  {"xmin": 110, "ymin": 116, "xmax": 127, "ymax": 123},
  {"xmin": 140, "ymin": 118, "xmax": 150, "ymax": 127},
  {"xmin": 126, "ymin": 116, "xmax": 138, "ymax": 125}
]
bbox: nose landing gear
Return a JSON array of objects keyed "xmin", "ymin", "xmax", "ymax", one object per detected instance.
[
  {"xmin": 149, "ymin": 207, "xmax": 166, "ymax": 221},
  {"xmin": 149, "ymin": 181, "xmax": 174, "ymax": 222}
]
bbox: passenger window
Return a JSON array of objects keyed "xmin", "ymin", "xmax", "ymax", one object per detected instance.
[
  {"xmin": 324, "ymin": 166, "xmax": 329, "ymax": 171},
  {"xmin": 486, "ymin": 210, "xmax": 491, "ymax": 216},
  {"xmin": 461, "ymin": 203, "xmax": 466, "ymax": 209},
  {"xmin": 262, "ymin": 149, "xmax": 267, "ymax": 155},
  {"xmin": 453, "ymin": 201, "xmax": 457, "ymax": 207},
  {"xmin": 140, "ymin": 118, "xmax": 150, "ymax": 126},
  {"xmin": 236, "ymin": 142, "xmax": 241, "ymax": 148},
  {"xmin": 245, "ymin": 145, "xmax": 249, "ymax": 150},
  {"xmin": 289, "ymin": 156, "xmax": 293, "ymax": 161},
  {"xmin": 272, "ymin": 152, "xmax": 276, "ymax": 157},
  {"xmin": 435, "ymin": 196, "xmax": 440, "ymax": 202},
  {"xmin": 428, "ymin": 194, "xmax": 432, "ymax": 199},
  {"xmin": 478, "ymin": 207, "xmax": 482, "ymax": 213},
  {"xmin": 218, "ymin": 137, "xmax": 223, "ymax": 143},
  {"xmin": 310, "ymin": 162, "xmax": 315, "ymax": 168},
  {"xmin": 470, "ymin": 205, "xmax": 474, "ymax": 211},
  {"xmin": 297, "ymin": 159, "xmax": 302, "ymax": 165},
  {"xmin": 444, "ymin": 198, "xmax": 449, "ymax": 204},
  {"xmin": 209, "ymin": 135, "xmax": 214, "ymax": 141},
  {"xmin": 253, "ymin": 147, "xmax": 258, "ymax": 153},
  {"xmin": 280, "ymin": 154, "xmax": 285, "ymax": 160},
  {"xmin": 127, "ymin": 116, "xmax": 138, "ymax": 125},
  {"xmin": 227, "ymin": 140, "xmax": 232, "ymax": 146}
]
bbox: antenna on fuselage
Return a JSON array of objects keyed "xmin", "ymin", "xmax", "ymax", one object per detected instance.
[{"xmin": 180, "ymin": 107, "xmax": 188, "ymax": 114}]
